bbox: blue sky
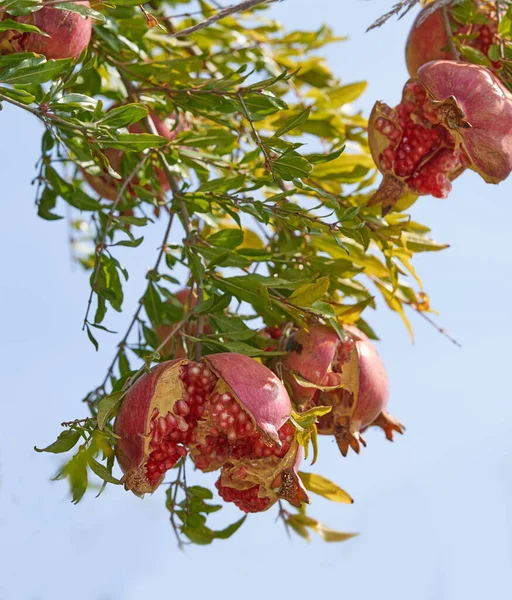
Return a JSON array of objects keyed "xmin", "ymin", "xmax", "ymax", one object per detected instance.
[{"xmin": 1, "ymin": 1, "xmax": 511, "ymax": 599}]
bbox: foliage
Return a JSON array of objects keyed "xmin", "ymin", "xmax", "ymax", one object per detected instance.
[{"xmin": 0, "ymin": 0, "xmax": 469, "ymax": 545}]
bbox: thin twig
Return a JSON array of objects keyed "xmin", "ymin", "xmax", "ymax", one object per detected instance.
[
  {"xmin": 99, "ymin": 210, "xmax": 175, "ymax": 390},
  {"xmin": 237, "ymin": 91, "xmax": 277, "ymax": 182},
  {"xmin": 83, "ymin": 153, "xmax": 150, "ymax": 329},
  {"xmin": 413, "ymin": 309, "xmax": 461, "ymax": 347},
  {"xmin": 169, "ymin": 462, "xmax": 185, "ymax": 550},
  {"xmin": 167, "ymin": 0, "xmax": 274, "ymax": 38},
  {"xmin": 441, "ymin": 5, "xmax": 460, "ymax": 59}
]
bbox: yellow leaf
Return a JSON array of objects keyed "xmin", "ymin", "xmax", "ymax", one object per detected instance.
[
  {"xmin": 313, "ymin": 152, "xmax": 375, "ymax": 178},
  {"xmin": 299, "ymin": 472, "xmax": 353, "ymax": 504},
  {"xmin": 326, "ymin": 81, "xmax": 367, "ymax": 106},
  {"xmin": 314, "ymin": 524, "xmax": 358, "ymax": 543}
]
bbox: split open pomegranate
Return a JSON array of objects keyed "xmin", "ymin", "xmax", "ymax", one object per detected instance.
[
  {"xmin": 368, "ymin": 60, "xmax": 512, "ymax": 214},
  {"xmin": 114, "ymin": 353, "xmax": 309, "ymax": 513},
  {"xmin": 281, "ymin": 324, "xmax": 403, "ymax": 456}
]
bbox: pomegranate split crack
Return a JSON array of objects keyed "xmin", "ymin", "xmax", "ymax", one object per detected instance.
[
  {"xmin": 281, "ymin": 324, "xmax": 403, "ymax": 456},
  {"xmin": 368, "ymin": 60, "xmax": 512, "ymax": 214},
  {"xmin": 114, "ymin": 353, "xmax": 309, "ymax": 513}
]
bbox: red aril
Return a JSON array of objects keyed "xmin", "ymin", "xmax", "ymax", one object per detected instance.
[
  {"xmin": 368, "ymin": 60, "xmax": 512, "ymax": 214},
  {"xmin": 114, "ymin": 352, "xmax": 309, "ymax": 512}
]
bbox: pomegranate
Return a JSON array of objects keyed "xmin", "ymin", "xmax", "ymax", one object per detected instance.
[
  {"xmin": 368, "ymin": 60, "xmax": 512, "ymax": 213},
  {"xmin": 406, "ymin": 3, "xmax": 500, "ymax": 78},
  {"xmin": 281, "ymin": 324, "xmax": 403, "ymax": 456},
  {"xmin": 0, "ymin": 1, "xmax": 92, "ymax": 60},
  {"xmin": 114, "ymin": 353, "xmax": 309, "ymax": 513},
  {"xmin": 83, "ymin": 112, "xmax": 186, "ymax": 201}
]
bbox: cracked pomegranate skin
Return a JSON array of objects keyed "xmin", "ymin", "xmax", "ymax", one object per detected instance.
[
  {"xmin": 417, "ymin": 60, "xmax": 512, "ymax": 184},
  {"xmin": 113, "ymin": 352, "xmax": 308, "ymax": 512},
  {"xmin": 0, "ymin": 1, "xmax": 92, "ymax": 60},
  {"xmin": 282, "ymin": 324, "xmax": 402, "ymax": 455},
  {"xmin": 368, "ymin": 60, "xmax": 512, "ymax": 213}
]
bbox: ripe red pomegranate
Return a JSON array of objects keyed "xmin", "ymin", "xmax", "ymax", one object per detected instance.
[
  {"xmin": 83, "ymin": 112, "xmax": 185, "ymax": 201},
  {"xmin": 368, "ymin": 60, "xmax": 512, "ymax": 214},
  {"xmin": 406, "ymin": 3, "xmax": 500, "ymax": 78},
  {"xmin": 0, "ymin": 1, "xmax": 92, "ymax": 60},
  {"xmin": 281, "ymin": 324, "xmax": 403, "ymax": 456},
  {"xmin": 114, "ymin": 353, "xmax": 309, "ymax": 513}
]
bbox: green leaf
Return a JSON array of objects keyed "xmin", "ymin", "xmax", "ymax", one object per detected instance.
[
  {"xmin": 272, "ymin": 153, "xmax": 312, "ymax": 181},
  {"xmin": 0, "ymin": 19, "xmax": 49, "ymax": 36},
  {"xmin": 112, "ymin": 236, "xmax": 144, "ymax": 248},
  {"xmin": 181, "ymin": 527, "xmax": 214, "ymax": 545},
  {"xmin": 89, "ymin": 457, "xmax": 121, "ymax": 485},
  {"xmin": 0, "ymin": 58, "xmax": 73, "ymax": 85},
  {"xmin": 213, "ymin": 516, "xmax": 247, "ymax": 540},
  {"xmin": 99, "ymin": 134, "xmax": 170, "ymax": 152},
  {"xmin": 298, "ymin": 472, "xmax": 353, "ymax": 504},
  {"xmin": 53, "ymin": 2, "xmax": 105, "ymax": 22},
  {"xmin": 98, "ymin": 104, "xmax": 149, "ymax": 128},
  {"xmin": 187, "ymin": 486, "xmax": 214, "ymax": 500},
  {"xmin": 498, "ymin": 5, "xmax": 512, "ymax": 37},
  {"xmin": 35, "ymin": 429, "xmax": 81, "ymax": 454},
  {"xmin": 458, "ymin": 45, "xmax": 490, "ymax": 66},
  {"xmin": 206, "ymin": 228, "xmax": 244, "ymax": 249},
  {"xmin": 62, "ymin": 449, "xmax": 89, "ymax": 504},
  {"xmin": 96, "ymin": 392, "xmax": 124, "ymax": 430},
  {"xmin": 272, "ymin": 106, "xmax": 311, "ymax": 138},
  {"xmin": 86, "ymin": 324, "xmax": 99, "ymax": 351},
  {"xmin": 288, "ymin": 276, "xmax": 330, "ymax": 306},
  {"xmin": 307, "ymin": 145, "xmax": 345, "ymax": 164}
]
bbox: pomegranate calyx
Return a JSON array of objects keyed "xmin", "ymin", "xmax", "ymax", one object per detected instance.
[
  {"xmin": 271, "ymin": 469, "xmax": 310, "ymax": 508},
  {"xmin": 367, "ymin": 174, "xmax": 405, "ymax": 215}
]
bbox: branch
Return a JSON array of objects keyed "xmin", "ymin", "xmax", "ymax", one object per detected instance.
[
  {"xmin": 98, "ymin": 209, "xmax": 175, "ymax": 391},
  {"xmin": 83, "ymin": 152, "xmax": 150, "ymax": 329},
  {"xmin": 237, "ymin": 91, "xmax": 277, "ymax": 182},
  {"xmin": 168, "ymin": 0, "xmax": 275, "ymax": 38},
  {"xmin": 366, "ymin": 0, "xmax": 464, "ymax": 32}
]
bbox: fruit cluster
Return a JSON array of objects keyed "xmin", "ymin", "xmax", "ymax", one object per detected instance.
[
  {"xmin": 368, "ymin": 1, "xmax": 512, "ymax": 214},
  {"xmin": 114, "ymin": 352, "xmax": 309, "ymax": 513},
  {"xmin": 112, "ymin": 289, "xmax": 401, "ymax": 514}
]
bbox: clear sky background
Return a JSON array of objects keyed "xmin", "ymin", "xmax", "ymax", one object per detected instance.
[{"xmin": 1, "ymin": 1, "xmax": 512, "ymax": 599}]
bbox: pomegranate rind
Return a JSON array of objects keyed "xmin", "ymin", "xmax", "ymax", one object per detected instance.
[
  {"xmin": 217, "ymin": 442, "xmax": 309, "ymax": 512},
  {"xmin": 203, "ymin": 353, "xmax": 292, "ymax": 445},
  {"xmin": 114, "ymin": 359, "xmax": 188, "ymax": 496},
  {"xmin": 367, "ymin": 90, "xmax": 467, "ymax": 214},
  {"xmin": 418, "ymin": 60, "xmax": 512, "ymax": 184},
  {"xmin": 0, "ymin": 2, "xmax": 92, "ymax": 60},
  {"xmin": 282, "ymin": 324, "xmax": 395, "ymax": 456},
  {"xmin": 405, "ymin": 7, "xmax": 452, "ymax": 78},
  {"xmin": 282, "ymin": 325, "xmax": 340, "ymax": 409}
]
